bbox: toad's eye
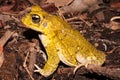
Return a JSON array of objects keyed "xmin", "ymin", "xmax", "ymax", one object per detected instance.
[{"xmin": 31, "ymin": 14, "xmax": 41, "ymax": 23}]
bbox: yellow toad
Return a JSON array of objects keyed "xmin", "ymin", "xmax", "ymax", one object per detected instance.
[{"xmin": 22, "ymin": 6, "xmax": 106, "ymax": 77}]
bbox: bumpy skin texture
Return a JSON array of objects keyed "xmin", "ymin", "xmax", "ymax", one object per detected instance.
[{"xmin": 22, "ymin": 6, "xmax": 106, "ymax": 77}]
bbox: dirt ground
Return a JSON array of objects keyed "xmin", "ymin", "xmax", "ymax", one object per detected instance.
[{"xmin": 0, "ymin": 0, "xmax": 120, "ymax": 80}]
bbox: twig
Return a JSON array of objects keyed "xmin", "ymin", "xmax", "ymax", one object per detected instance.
[
  {"xmin": 90, "ymin": 38, "xmax": 119, "ymax": 45},
  {"xmin": 87, "ymin": 65, "xmax": 120, "ymax": 80},
  {"xmin": 57, "ymin": 65, "xmax": 120, "ymax": 80},
  {"xmin": 107, "ymin": 46, "xmax": 120, "ymax": 54},
  {"xmin": 0, "ymin": 30, "xmax": 14, "ymax": 67},
  {"xmin": 23, "ymin": 52, "xmax": 34, "ymax": 80},
  {"xmin": 66, "ymin": 16, "xmax": 92, "ymax": 27}
]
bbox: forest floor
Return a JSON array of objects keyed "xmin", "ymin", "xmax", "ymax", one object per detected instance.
[{"xmin": 0, "ymin": 0, "xmax": 120, "ymax": 80}]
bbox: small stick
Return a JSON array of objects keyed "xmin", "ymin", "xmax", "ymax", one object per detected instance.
[
  {"xmin": 23, "ymin": 52, "xmax": 34, "ymax": 80},
  {"xmin": 66, "ymin": 16, "xmax": 92, "ymax": 27}
]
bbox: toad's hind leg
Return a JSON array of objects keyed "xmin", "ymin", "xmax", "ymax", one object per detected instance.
[{"xmin": 34, "ymin": 41, "xmax": 60, "ymax": 77}]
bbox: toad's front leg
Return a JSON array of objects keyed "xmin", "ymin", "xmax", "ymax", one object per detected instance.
[
  {"xmin": 34, "ymin": 38, "xmax": 60, "ymax": 77},
  {"xmin": 34, "ymin": 56, "xmax": 60, "ymax": 77}
]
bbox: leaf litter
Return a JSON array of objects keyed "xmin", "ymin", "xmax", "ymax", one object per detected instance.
[{"xmin": 0, "ymin": 0, "xmax": 120, "ymax": 80}]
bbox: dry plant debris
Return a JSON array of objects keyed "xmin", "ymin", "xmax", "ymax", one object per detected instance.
[
  {"xmin": 0, "ymin": 0, "xmax": 120, "ymax": 80},
  {"xmin": 46, "ymin": 0, "xmax": 73, "ymax": 7}
]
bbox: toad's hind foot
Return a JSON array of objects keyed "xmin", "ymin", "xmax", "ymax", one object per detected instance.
[
  {"xmin": 74, "ymin": 63, "xmax": 89, "ymax": 74},
  {"xmin": 73, "ymin": 64, "xmax": 85, "ymax": 74}
]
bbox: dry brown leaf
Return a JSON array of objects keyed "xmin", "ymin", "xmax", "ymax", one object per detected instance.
[
  {"xmin": 79, "ymin": 13, "xmax": 88, "ymax": 20},
  {"xmin": 41, "ymin": 3, "xmax": 58, "ymax": 13},
  {"xmin": 0, "ymin": 14, "xmax": 12, "ymax": 25},
  {"xmin": 0, "ymin": 20, "xmax": 3, "ymax": 28},
  {"xmin": 110, "ymin": 2, "xmax": 120, "ymax": 9},
  {"xmin": 109, "ymin": 21, "xmax": 120, "ymax": 30},
  {"xmin": 0, "ymin": 5, "xmax": 14, "ymax": 12},
  {"xmin": 105, "ymin": 16, "xmax": 120, "ymax": 30},
  {"xmin": 60, "ymin": 0, "xmax": 98, "ymax": 13},
  {"xmin": 0, "ymin": 0, "xmax": 15, "ymax": 12},
  {"xmin": 94, "ymin": 11, "xmax": 105, "ymax": 21},
  {"xmin": 28, "ymin": 0, "xmax": 44, "ymax": 5},
  {"xmin": 108, "ymin": 16, "xmax": 120, "ymax": 30},
  {"xmin": 46, "ymin": 0, "xmax": 73, "ymax": 7}
]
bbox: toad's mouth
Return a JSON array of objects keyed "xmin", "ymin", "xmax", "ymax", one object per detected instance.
[{"xmin": 22, "ymin": 24, "xmax": 44, "ymax": 34}]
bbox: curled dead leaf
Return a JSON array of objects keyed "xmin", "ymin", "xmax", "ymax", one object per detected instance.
[
  {"xmin": 109, "ymin": 16, "xmax": 120, "ymax": 30},
  {"xmin": 109, "ymin": 21, "xmax": 120, "ymax": 30},
  {"xmin": 111, "ymin": 16, "xmax": 120, "ymax": 22}
]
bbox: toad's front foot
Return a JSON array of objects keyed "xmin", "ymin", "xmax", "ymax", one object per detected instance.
[{"xmin": 34, "ymin": 64, "xmax": 51, "ymax": 77}]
